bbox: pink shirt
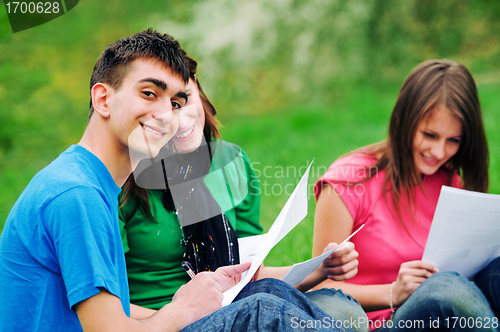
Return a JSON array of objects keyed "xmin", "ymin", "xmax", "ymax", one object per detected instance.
[{"xmin": 315, "ymin": 152, "xmax": 461, "ymax": 330}]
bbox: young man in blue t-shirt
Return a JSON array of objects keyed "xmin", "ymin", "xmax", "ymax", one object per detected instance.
[
  {"xmin": 0, "ymin": 29, "xmax": 254, "ymax": 331},
  {"xmin": 0, "ymin": 29, "xmax": 356, "ymax": 332}
]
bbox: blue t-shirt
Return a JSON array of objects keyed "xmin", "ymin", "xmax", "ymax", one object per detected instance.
[{"xmin": 0, "ymin": 145, "xmax": 130, "ymax": 331}]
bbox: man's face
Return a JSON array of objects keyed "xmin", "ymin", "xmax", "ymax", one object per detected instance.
[{"xmin": 106, "ymin": 58, "xmax": 187, "ymax": 162}]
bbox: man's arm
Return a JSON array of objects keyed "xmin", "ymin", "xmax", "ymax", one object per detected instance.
[
  {"xmin": 76, "ymin": 262, "xmax": 251, "ymax": 332},
  {"xmin": 130, "ymin": 304, "xmax": 156, "ymax": 320},
  {"xmin": 77, "ymin": 291, "xmax": 176, "ymax": 332}
]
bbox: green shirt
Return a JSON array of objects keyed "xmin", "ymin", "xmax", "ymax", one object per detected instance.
[{"xmin": 119, "ymin": 141, "xmax": 262, "ymax": 309}]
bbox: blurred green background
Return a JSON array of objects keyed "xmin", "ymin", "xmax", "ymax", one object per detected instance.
[{"xmin": 1, "ymin": 0, "xmax": 499, "ymax": 267}]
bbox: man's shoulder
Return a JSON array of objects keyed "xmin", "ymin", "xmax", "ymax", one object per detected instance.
[
  {"xmin": 2, "ymin": 147, "xmax": 114, "ymax": 254},
  {"xmin": 34, "ymin": 146, "xmax": 100, "ymax": 193},
  {"xmin": 15, "ymin": 146, "xmax": 112, "ymax": 216}
]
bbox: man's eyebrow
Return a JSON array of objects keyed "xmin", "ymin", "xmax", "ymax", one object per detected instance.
[
  {"xmin": 139, "ymin": 78, "xmax": 167, "ymax": 91},
  {"xmin": 176, "ymin": 91, "xmax": 188, "ymax": 102}
]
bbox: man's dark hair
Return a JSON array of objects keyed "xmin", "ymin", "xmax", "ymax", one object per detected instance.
[{"xmin": 88, "ymin": 29, "xmax": 190, "ymax": 118}]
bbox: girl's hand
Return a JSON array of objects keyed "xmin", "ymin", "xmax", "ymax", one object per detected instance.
[
  {"xmin": 322, "ymin": 241, "xmax": 359, "ymax": 281},
  {"xmin": 392, "ymin": 260, "xmax": 438, "ymax": 306}
]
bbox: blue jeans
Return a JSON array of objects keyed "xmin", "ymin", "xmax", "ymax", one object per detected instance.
[
  {"xmin": 305, "ymin": 288, "xmax": 368, "ymax": 332},
  {"xmin": 181, "ymin": 278, "xmax": 355, "ymax": 331},
  {"xmin": 476, "ymin": 256, "xmax": 500, "ymax": 319},
  {"xmin": 376, "ymin": 272, "xmax": 498, "ymax": 332}
]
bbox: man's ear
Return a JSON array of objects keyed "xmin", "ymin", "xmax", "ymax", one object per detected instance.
[{"xmin": 91, "ymin": 83, "xmax": 112, "ymax": 119}]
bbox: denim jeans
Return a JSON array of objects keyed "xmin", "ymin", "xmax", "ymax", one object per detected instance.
[
  {"xmin": 376, "ymin": 271, "xmax": 498, "ymax": 332},
  {"xmin": 476, "ymin": 256, "xmax": 500, "ymax": 319},
  {"xmin": 305, "ymin": 288, "xmax": 368, "ymax": 332},
  {"xmin": 181, "ymin": 278, "xmax": 355, "ymax": 331}
]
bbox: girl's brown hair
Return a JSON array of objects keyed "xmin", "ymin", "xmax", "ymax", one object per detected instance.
[
  {"xmin": 120, "ymin": 55, "xmax": 221, "ymax": 218},
  {"xmin": 362, "ymin": 59, "xmax": 488, "ymax": 229}
]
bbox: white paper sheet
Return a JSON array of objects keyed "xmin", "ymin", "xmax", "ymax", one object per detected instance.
[
  {"xmin": 222, "ymin": 161, "xmax": 312, "ymax": 305},
  {"xmin": 422, "ymin": 186, "xmax": 500, "ymax": 280},
  {"xmin": 282, "ymin": 224, "xmax": 364, "ymax": 286}
]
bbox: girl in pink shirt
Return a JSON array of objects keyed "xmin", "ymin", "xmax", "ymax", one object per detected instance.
[{"xmin": 313, "ymin": 60, "xmax": 499, "ymax": 331}]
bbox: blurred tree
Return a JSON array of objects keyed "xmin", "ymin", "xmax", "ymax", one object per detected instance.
[{"xmin": 158, "ymin": 0, "xmax": 500, "ymax": 117}]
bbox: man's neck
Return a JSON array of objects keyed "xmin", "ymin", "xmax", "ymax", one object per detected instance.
[{"xmin": 79, "ymin": 127, "xmax": 134, "ymax": 188}]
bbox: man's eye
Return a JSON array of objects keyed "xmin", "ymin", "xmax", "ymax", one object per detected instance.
[{"xmin": 143, "ymin": 91, "xmax": 156, "ymax": 98}]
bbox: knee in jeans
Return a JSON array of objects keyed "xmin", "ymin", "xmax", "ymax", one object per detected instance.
[
  {"xmin": 252, "ymin": 278, "xmax": 294, "ymax": 292},
  {"xmin": 252, "ymin": 293, "xmax": 275, "ymax": 302},
  {"xmin": 237, "ymin": 278, "xmax": 292, "ymax": 300},
  {"xmin": 248, "ymin": 293, "xmax": 284, "ymax": 309},
  {"xmin": 255, "ymin": 278, "xmax": 284, "ymax": 288},
  {"xmin": 419, "ymin": 272, "xmax": 482, "ymax": 309},
  {"xmin": 476, "ymin": 256, "xmax": 500, "ymax": 286}
]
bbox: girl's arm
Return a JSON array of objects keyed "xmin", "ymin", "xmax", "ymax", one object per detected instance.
[
  {"xmin": 312, "ymin": 185, "xmax": 437, "ymax": 311},
  {"xmin": 294, "ymin": 241, "xmax": 359, "ymax": 293},
  {"xmin": 253, "ymin": 241, "xmax": 359, "ymax": 293},
  {"xmin": 312, "ymin": 184, "xmax": 391, "ymax": 311}
]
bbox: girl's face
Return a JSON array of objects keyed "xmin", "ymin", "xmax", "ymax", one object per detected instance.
[
  {"xmin": 412, "ymin": 105, "xmax": 463, "ymax": 176},
  {"xmin": 172, "ymin": 78, "xmax": 206, "ymax": 153}
]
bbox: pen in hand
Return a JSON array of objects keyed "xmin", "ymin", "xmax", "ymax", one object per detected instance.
[{"xmin": 181, "ymin": 261, "xmax": 196, "ymax": 279}]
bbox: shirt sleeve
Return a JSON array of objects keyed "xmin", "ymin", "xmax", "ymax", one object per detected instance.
[
  {"xmin": 39, "ymin": 186, "xmax": 126, "ymax": 310},
  {"xmin": 315, "ymin": 154, "xmax": 374, "ymax": 222},
  {"xmin": 232, "ymin": 147, "xmax": 263, "ymax": 238}
]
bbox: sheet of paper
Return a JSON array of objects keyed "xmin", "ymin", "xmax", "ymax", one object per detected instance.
[
  {"xmin": 265, "ymin": 160, "xmax": 310, "ymax": 247},
  {"xmin": 282, "ymin": 224, "xmax": 364, "ymax": 286},
  {"xmin": 422, "ymin": 186, "xmax": 500, "ymax": 280},
  {"xmin": 222, "ymin": 161, "xmax": 312, "ymax": 306},
  {"xmin": 237, "ymin": 233, "xmax": 270, "ymax": 263}
]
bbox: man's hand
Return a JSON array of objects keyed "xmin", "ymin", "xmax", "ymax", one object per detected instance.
[
  {"xmin": 76, "ymin": 262, "xmax": 251, "ymax": 332},
  {"xmin": 168, "ymin": 262, "xmax": 251, "ymax": 328},
  {"xmin": 322, "ymin": 242, "xmax": 359, "ymax": 281}
]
